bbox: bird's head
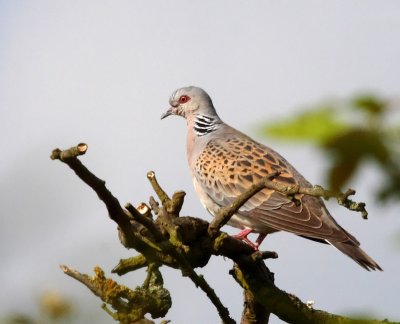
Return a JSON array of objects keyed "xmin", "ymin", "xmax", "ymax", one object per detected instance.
[{"xmin": 161, "ymin": 86, "xmax": 217, "ymax": 120}]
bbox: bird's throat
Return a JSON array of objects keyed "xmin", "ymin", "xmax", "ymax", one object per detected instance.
[{"xmin": 193, "ymin": 114, "xmax": 220, "ymax": 136}]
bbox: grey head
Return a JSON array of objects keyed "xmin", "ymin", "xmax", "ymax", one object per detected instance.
[{"xmin": 161, "ymin": 86, "xmax": 219, "ymax": 120}]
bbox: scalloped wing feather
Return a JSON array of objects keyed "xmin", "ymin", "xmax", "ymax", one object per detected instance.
[{"xmin": 193, "ymin": 134, "xmax": 356, "ymax": 243}]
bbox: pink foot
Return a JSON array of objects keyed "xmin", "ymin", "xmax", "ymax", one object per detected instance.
[
  {"xmin": 233, "ymin": 228, "xmax": 260, "ymax": 250},
  {"xmin": 233, "ymin": 228, "xmax": 253, "ymax": 240}
]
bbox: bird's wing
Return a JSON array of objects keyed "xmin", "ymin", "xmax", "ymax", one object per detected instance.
[{"xmin": 193, "ymin": 134, "xmax": 356, "ymax": 243}]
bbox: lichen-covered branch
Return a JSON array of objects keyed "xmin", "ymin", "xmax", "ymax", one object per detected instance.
[
  {"xmin": 147, "ymin": 171, "xmax": 186, "ymax": 215},
  {"xmin": 51, "ymin": 144, "xmax": 147, "ymax": 250},
  {"xmin": 208, "ymin": 171, "xmax": 368, "ymax": 239},
  {"xmin": 145, "ymin": 194, "xmax": 234, "ymax": 324},
  {"xmin": 112, "ymin": 255, "xmax": 148, "ymax": 275},
  {"xmin": 127, "ymin": 200, "xmax": 235, "ymax": 323},
  {"xmin": 60, "ymin": 264, "xmax": 170, "ymax": 323},
  {"xmin": 264, "ymin": 182, "xmax": 368, "ymax": 219},
  {"xmin": 241, "ymin": 290, "xmax": 270, "ymax": 324},
  {"xmin": 208, "ymin": 173, "xmax": 368, "ymax": 240},
  {"xmin": 52, "ymin": 144, "xmax": 234, "ymax": 324},
  {"xmin": 51, "ymin": 144, "xmax": 177, "ymax": 262},
  {"xmin": 52, "ymin": 143, "xmax": 393, "ymax": 324}
]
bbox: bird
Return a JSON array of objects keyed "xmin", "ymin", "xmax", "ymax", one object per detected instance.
[{"xmin": 161, "ymin": 86, "xmax": 382, "ymax": 271}]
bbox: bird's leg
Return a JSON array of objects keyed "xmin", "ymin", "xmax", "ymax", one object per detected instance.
[
  {"xmin": 233, "ymin": 228, "xmax": 259, "ymax": 250},
  {"xmin": 255, "ymin": 233, "xmax": 267, "ymax": 249}
]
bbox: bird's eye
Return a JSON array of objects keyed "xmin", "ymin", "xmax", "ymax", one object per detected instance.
[{"xmin": 179, "ymin": 95, "xmax": 190, "ymax": 104}]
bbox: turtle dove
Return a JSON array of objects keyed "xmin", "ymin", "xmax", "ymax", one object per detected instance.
[{"xmin": 161, "ymin": 86, "xmax": 382, "ymax": 271}]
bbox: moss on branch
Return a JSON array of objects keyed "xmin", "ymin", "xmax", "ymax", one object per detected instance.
[
  {"xmin": 52, "ymin": 143, "xmax": 393, "ymax": 324},
  {"xmin": 60, "ymin": 264, "xmax": 170, "ymax": 323}
]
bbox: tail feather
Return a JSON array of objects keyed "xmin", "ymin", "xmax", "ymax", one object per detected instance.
[{"xmin": 329, "ymin": 240, "xmax": 382, "ymax": 271}]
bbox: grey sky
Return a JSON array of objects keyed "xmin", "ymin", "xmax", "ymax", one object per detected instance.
[{"xmin": 1, "ymin": 1, "xmax": 400, "ymax": 323}]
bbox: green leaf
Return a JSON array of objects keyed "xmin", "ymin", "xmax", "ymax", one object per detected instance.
[
  {"xmin": 377, "ymin": 179, "xmax": 400, "ymax": 202},
  {"xmin": 327, "ymin": 153, "xmax": 360, "ymax": 191},
  {"xmin": 352, "ymin": 94, "xmax": 387, "ymax": 116},
  {"xmin": 323, "ymin": 129, "xmax": 390, "ymax": 189},
  {"xmin": 323, "ymin": 129, "xmax": 390, "ymax": 163},
  {"xmin": 260, "ymin": 108, "xmax": 349, "ymax": 144}
]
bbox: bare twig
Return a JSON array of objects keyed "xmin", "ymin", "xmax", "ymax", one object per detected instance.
[
  {"xmin": 125, "ymin": 203, "xmax": 164, "ymax": 242},
  {"xmin": 336, "ymin": 188, "xmax": 368, "ymax": 219},
  {"xmin": 136, "ymin": 202, "xmax": 153, "ymax": 219},
  {"xmin": 251, "ymin": 251, "xmax": 279, "ymax": 262},
  {"xmin": 147, "ymin": 171, "xmax": 186, "ymax": 215},
  {"xmin": 51, "ymin": 145, "xmax": 131, "ymax": 229},
  {"xmin": 147, "ymin": 171, "xmax": 171, "ymax": 207},
  {"xmin": 208, "ymin": 172, "xmax": 281, "ymax": 237},
  {"xmin": 269, "ymin": 183, "xmax": 368, "ymax": 219},
  {"xmin": 51, "ymin": 144, "xmax": 163, "ymax": 256},
  {"xmin": 112, "ymin": 255, "xmax": 148, "ymax": 275},
  {"xmin": 209, "ymin": 172, "xmax": 368, "ymax": 239},
  {"xmin": 51, "ymin": 143, "xmax": 88, "ymax": 160}
]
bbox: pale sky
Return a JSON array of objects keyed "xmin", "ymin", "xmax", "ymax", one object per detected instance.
[{"xmin": 1, "ymin": 1, "xmax": 400, "ymax": 323}]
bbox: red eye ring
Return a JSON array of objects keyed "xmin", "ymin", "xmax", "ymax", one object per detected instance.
[{"xmin": 179, "ymin": 95, "xmax": 190, "ymax": 104}]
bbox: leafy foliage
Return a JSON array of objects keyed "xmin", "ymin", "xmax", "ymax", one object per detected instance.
[
  {"xmin": 260, "ymin": 94, "xmax": 400, "ymax": 202},
  {"xmin": 261, "ymin": 107, "xmax": 349, "ymax": 144}
]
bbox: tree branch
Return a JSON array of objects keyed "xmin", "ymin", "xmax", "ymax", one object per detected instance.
[
  {"xmin": 52, "ymin": 144, "xmax": 234, "ymax": 324},
  {"xmin": 146, "ymin": 193, "xmax": 235, "ymax": 324},
  {"xmin": 264, "ymin": 182, "xmax": 368, "ymax": 219},
  {"xmin": 241, "ymin": 290, "xmax": 270, "ymax": 324},
  {"xmin": 112, "ymin": 255, "xmax": 148, "ymax": 275},
  {"xmin": 60, "ymin": 264, "xmax": 170, "ymax": 324},
  {"xmin": 208, "ymin": 172, "xmax": 368, "ymax": 241},
  {"xmin": 52, "ymin": 143, "xmax": 393, "ymax": 324}
]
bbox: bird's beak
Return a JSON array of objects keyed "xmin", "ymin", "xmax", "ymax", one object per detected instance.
[{"xmin": 161, "ymin": 107, "xmax": 176, "ymax": 120}]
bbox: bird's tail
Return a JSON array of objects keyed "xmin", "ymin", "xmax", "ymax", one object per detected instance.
[{"xmin": 328, "ymin": 240, "xmax": 382, "ymax": 271}]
